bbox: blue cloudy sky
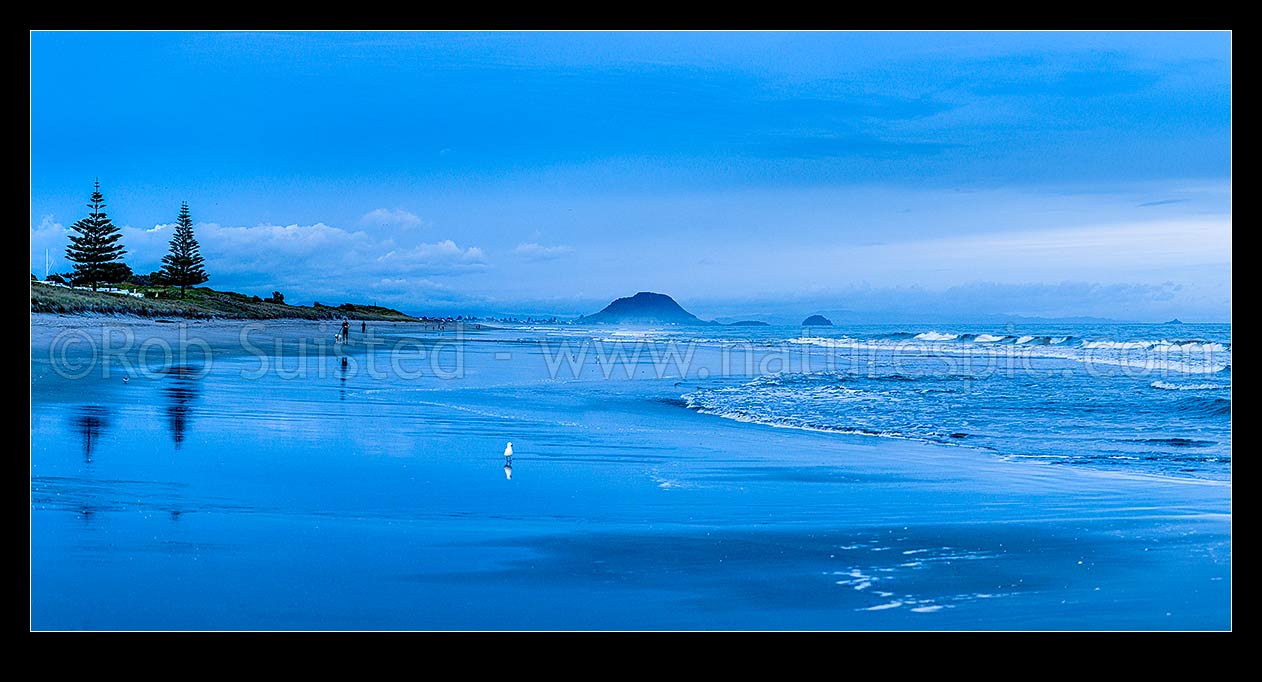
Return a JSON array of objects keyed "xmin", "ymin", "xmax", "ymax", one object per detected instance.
[{"xmin": 30, "ymin": 31, "xmax": 1231, "ymax": 321}]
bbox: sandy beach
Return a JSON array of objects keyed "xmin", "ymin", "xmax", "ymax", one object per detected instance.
[{"xmin": 30, "ymin": 316, "xmax": 1231, "ymax": 629}]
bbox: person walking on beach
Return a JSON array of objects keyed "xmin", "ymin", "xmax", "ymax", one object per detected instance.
[
  {"xmin": 361, "ymin": 321, "xmax": 366, "ymax": 335},
  {"xmin": 341, "ymin": 318, "xmax": 350, "ymax": 344}
]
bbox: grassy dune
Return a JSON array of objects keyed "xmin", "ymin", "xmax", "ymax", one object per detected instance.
[{"xmin": 30, "ymin": 283, "xmax": 419, "ymax": 321}]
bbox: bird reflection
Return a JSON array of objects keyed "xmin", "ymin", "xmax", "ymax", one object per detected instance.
[
  {"xmin": 503, "ymin": 441, "xmax": 513, "ymax": 480},
  {"xmin": 77, "ymin": 505, "xmax": 98, "ymax": 525},
  {"xmin": 72, "ymin": 405, "xmax": 111, "ymax": 463},
  {"xmin": 163, "ymin": 365, "xmax": 202, "ymax": 449}
]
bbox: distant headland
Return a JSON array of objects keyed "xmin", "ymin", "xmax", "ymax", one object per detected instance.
[
  {"xmin": 30, "ymin": 282, "xmax": 418, "ymax": 321},
  {"xmin": 801, "ymin": 314, "xmax": 833, "ymax": 326}
]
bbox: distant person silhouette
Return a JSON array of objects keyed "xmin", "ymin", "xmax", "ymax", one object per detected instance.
[
  {"xmin": 341, "ymin": 318, "xmax": 350, "ymax": 343},
  {"xmin": 361, "ymin": 321, "xmax": 366, "ymax": 334}
]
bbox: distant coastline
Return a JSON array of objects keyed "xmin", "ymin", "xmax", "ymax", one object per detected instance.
[{"xmin": 29, "ymin": 282, "xmax": 419, "ymax": 321}]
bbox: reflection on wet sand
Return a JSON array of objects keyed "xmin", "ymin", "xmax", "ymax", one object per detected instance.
[
  {"xmin": 71, "ymin": 405, "xmax": 111, "ymax": 463},
  {"xmin": 339, "ymin": 359, "xmax": 349, "ymax": 401},
  {"xmin": 163, "ymin": 365, "xmax": 202, "ymax": 449}
]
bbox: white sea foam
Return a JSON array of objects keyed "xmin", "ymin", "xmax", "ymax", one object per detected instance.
[
  {"xmin": 1161, "ymin": 342, "xmax": 1227, "ymax": 352},
  {"xmin": 1084, "ymin": 357, "xmax": 1228, "ymax": 374},
  {"xmin": 786, "ymin": 336, "xmax": 858, "ymax": 348},
  {"xmin": 680, "ymin": 324, "xmax": 1231, "ymax": 481},
  {"xmin": 1082, "ymin": 340, "xmax": 1154, "ymax": 350},
  {"xmin": 607, "ymin": 330, "xmax": 666, "ymax": 338},
  {"xmin": 834, "ymin": 568, "xmax": 879, "ymax": 592},
  {"xmin": 1082, "ymin": 339, "xmax": 1227, "ymax": 352},
  {"xmin": 1151, "ymin": 381, "xmax": 1225, "ymax": 391},
  {"xmin": 777, "ymin": 334, "xmax": 1228, "ymax": 373},
  {"xmin": 863, "ymin": 601, "xmax": 904, "ymax": 611}
]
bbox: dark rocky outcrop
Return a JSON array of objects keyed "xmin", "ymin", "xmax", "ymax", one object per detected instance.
[{"xmin": 576, "ymin": 292, "xmax": 715, "ymax": 325}]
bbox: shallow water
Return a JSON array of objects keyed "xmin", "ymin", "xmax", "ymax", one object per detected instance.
[
  {"xmin": 557, "ymin": 321, "xmax": 1233, "ymax": 480},
  {"xmin": 30, "ymin": 317, "xmax": 1231, "ymax": 629}
]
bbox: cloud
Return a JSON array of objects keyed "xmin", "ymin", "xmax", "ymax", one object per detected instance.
[
  {"xmin": 32, "ymin": 215, "xmax": 487, "ymax": 310},
  {"xmin": 1138, "ymin": 199, "xmax": 1188, "ymax": 208},
  {"xmin": 194, "ymin": 224, "xmax": 488, "ymax": 306},
  {"xmin": 513, "ymin": 242, "xmax": 574, "ymax": 261},
  {"xmin": 201, "ymin": 225, "xmax": 487, "ymax": 284},
  {"xmin": 29, "ymin": 215, "xmax": 69, "ymax": 275},
  {"xmin": 378, "ymin": 239, "xmax": 486, "ymax": 267},
  {"xmin": 34, "ymin": 215, "xmax": 64, "ymax": 233},
  {"xmin": 359, "ymin": 208, "xmax": 423, "ymax": 229},
  {"xmin": 689, "ymin": 280, "xmax": 1224, "ymax": 324},
  {"xmin": 871, "ymin": 281, "xmax": 1190, "ymax": 319},
  {"xmin": 812, "ymin": 218, "xmax": 1231, "ymax": 287}
]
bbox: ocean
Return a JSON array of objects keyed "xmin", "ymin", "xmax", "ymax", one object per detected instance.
[{"xmin": 501, "ymin": 321, "xmax": 1232, "ymax": 480}]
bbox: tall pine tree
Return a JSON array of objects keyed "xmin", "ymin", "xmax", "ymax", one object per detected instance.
[
  {"xmin": 160, "ymin": 201, "xmax": 209, "ymax": 296},
  {"xmin": 65, "ymin": 180, "xmax": 127, "ymax": 291}
]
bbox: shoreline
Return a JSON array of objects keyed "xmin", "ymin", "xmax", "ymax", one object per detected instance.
[{"xmin": 30, "ymin": 313, "xmax": 1231, "ymax": 487}]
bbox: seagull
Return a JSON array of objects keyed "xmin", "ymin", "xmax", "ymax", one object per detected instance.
[
  {"xmin": 504, "ymin": 441, "xmax": 513, "ymax": 459},
  {"xmin": 122, "ymin": 377, "xmax": 129, "ymax": 384}
]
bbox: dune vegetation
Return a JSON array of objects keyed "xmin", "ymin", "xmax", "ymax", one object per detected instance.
[{"xmin": 30, "ymin": 282, "xmax": 418, "ymax": 321}]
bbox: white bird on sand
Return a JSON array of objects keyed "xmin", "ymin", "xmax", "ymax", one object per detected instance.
[
  {"xmin": 504, "ymin": 441, "xmax": 513, "ymax": 459},
  {"xmin": 122, "ymin": 377, "xmax": 129, "ymax": 384}
]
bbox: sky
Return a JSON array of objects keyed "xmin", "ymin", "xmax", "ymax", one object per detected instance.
[{"xmin": 30, "ymin": 31, "xmax": 1232, "ymax": 322}]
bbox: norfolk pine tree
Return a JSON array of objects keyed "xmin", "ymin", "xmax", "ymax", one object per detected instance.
[
  {"xmin": 160, "ymin": 201, "xmax": 209, "ymax": 297},
  {"xmin": 64, "ymin": 180, "xmax": 127, "ymax": 291}
]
